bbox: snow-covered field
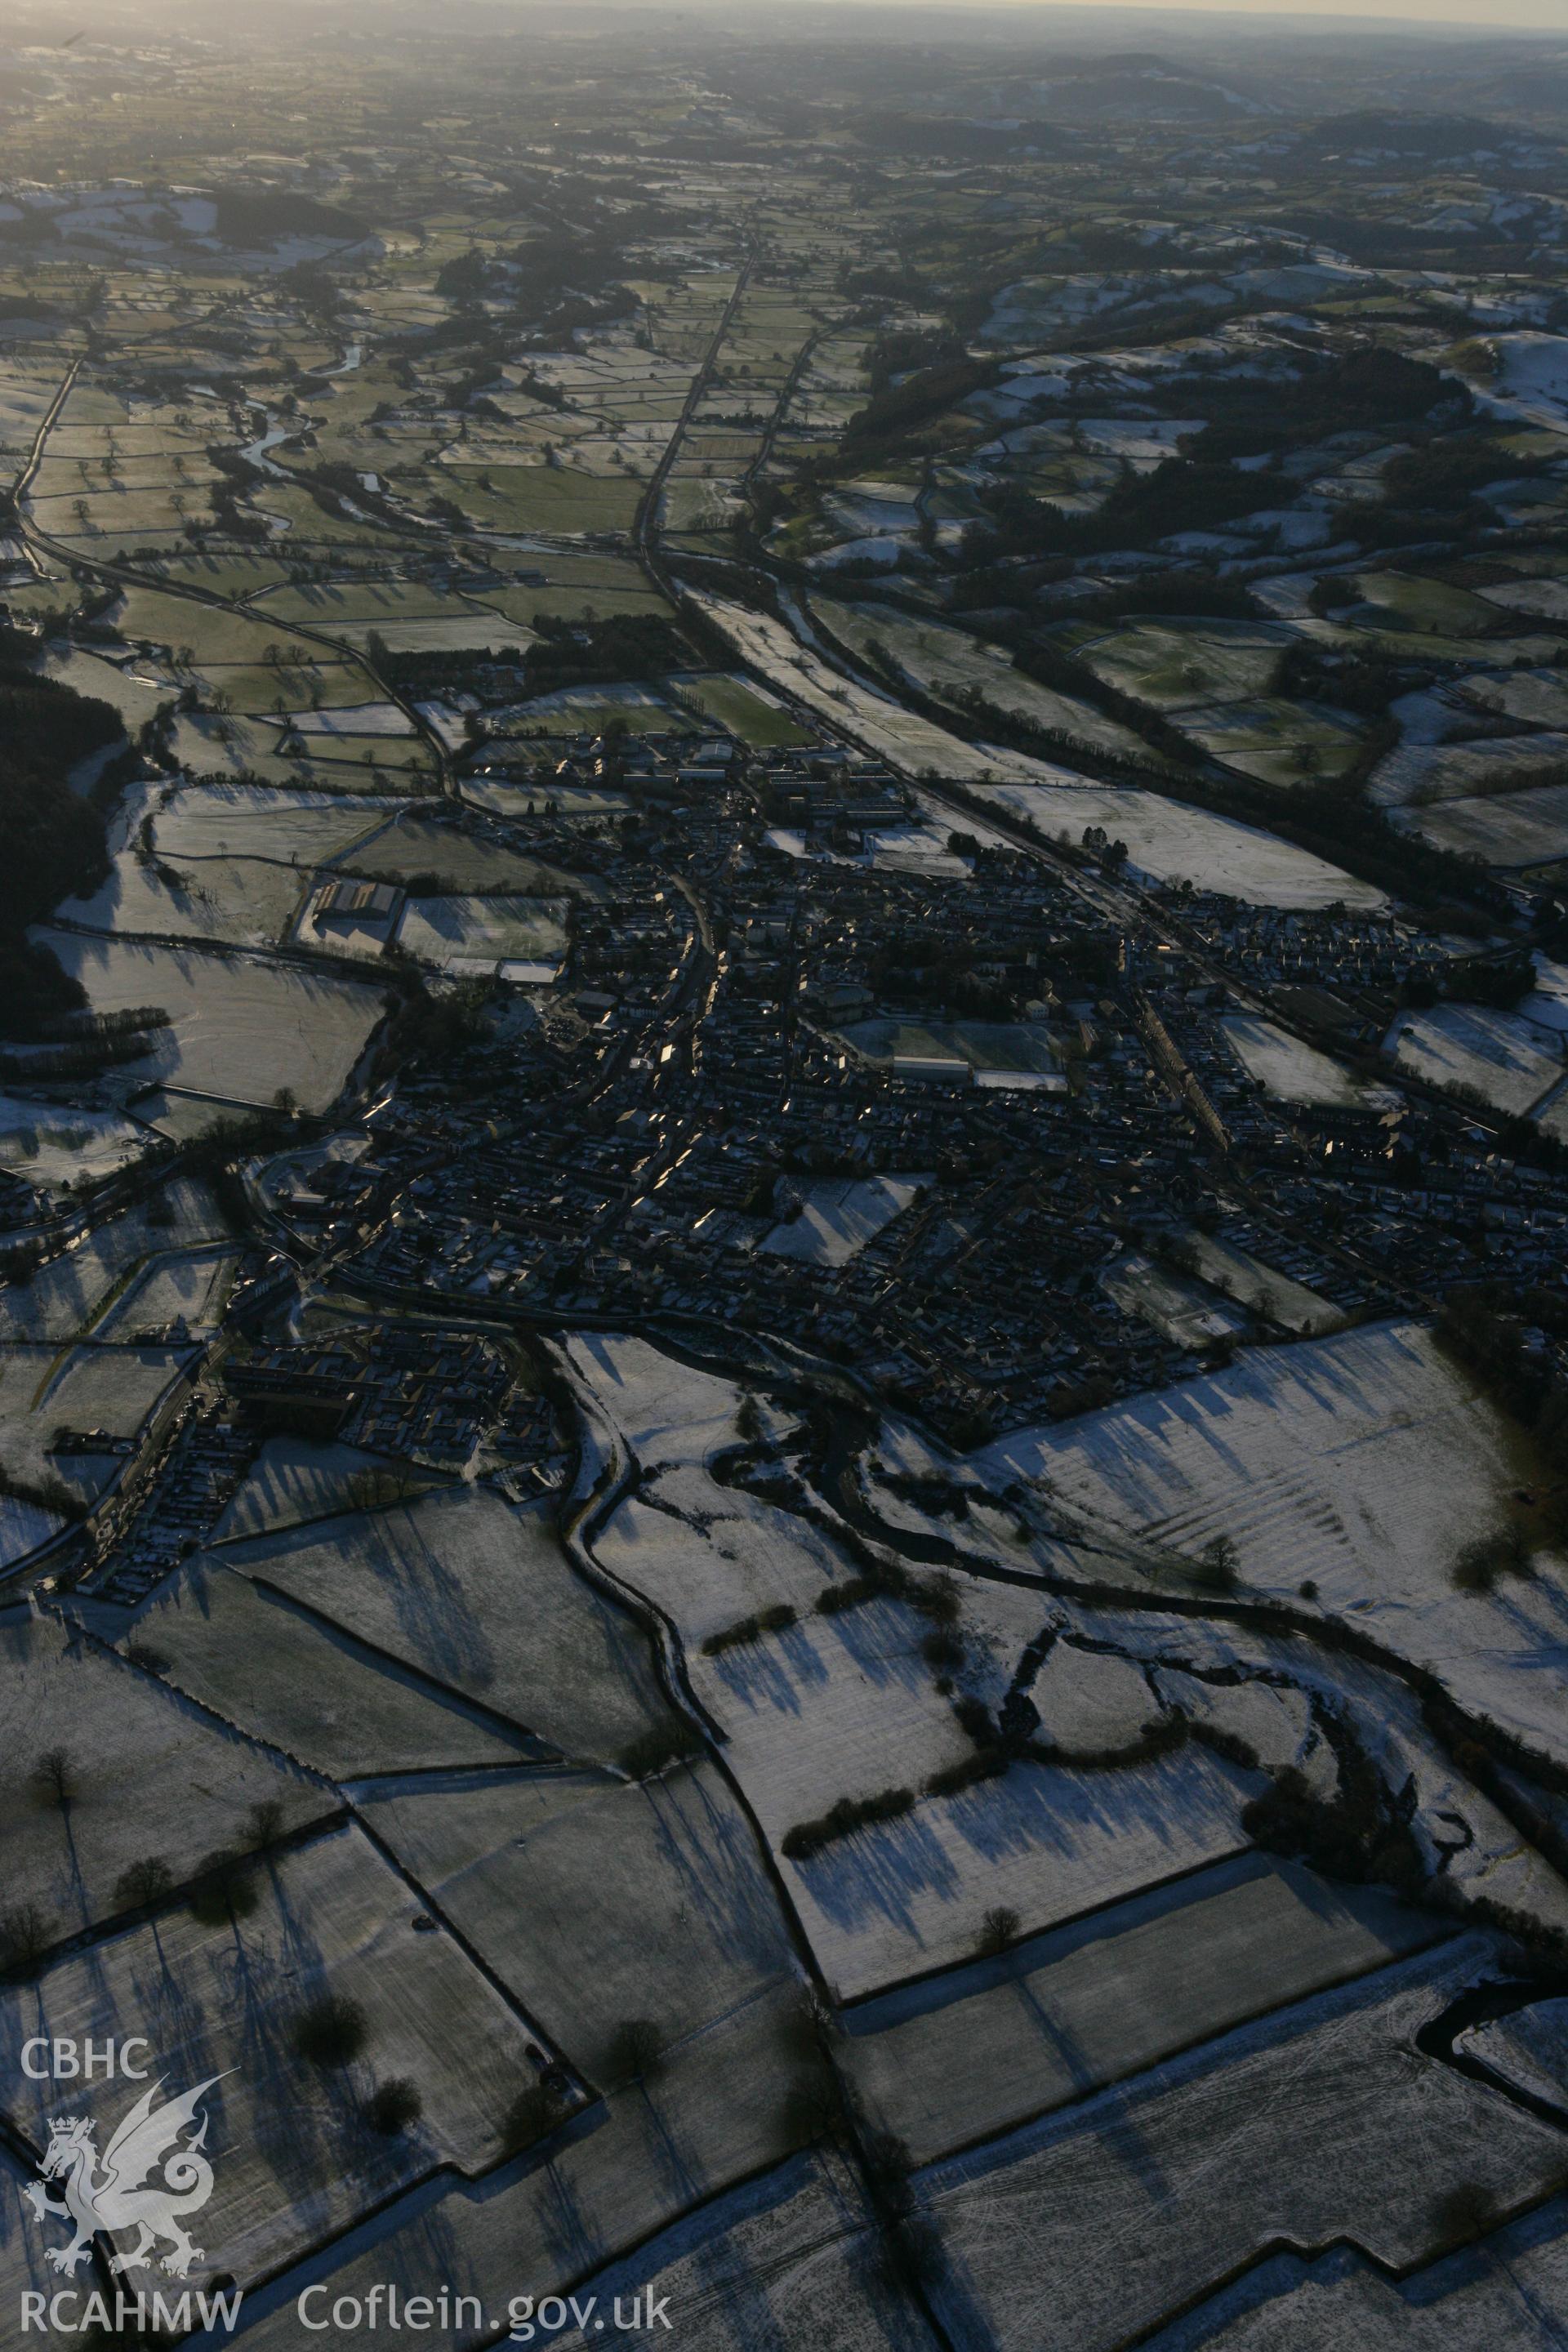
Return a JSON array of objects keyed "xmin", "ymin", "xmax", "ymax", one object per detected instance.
[
  {"xmin": 1385, "ymin": 1001, "xmax": 1565, "ymax": 1115},
  {"xmin": 783, "ymin": 1735, "xmax": 1252, "ymax": 2002},
  {"xmin": 914, "ymin": 1943, "xmax": 1563, "ymax": 2352},
  {"xmin": 394, "ymin": 891, "xmax": 569, "ymax": 978},
  {"xmin": 91, "ymin": 1243, "xmax": 236, "ymax": 1338},
  {"xmin": 221, "ymin": 1992, "xmax": 800, "ymax": 2352},
  {"xmin": 0, "ymin": 1823, "xmax": 550, "ymax": 2291},
  {"xmin": 811, "ymin": 596, "xmax": 1166, "ymax": 769},
  {"xmin": 1220, "ymin": 1012, "xmax": 1394, "ymax": 1110},
  {"xmin": 982, "ymin": 1321, "xmax": 1568, "ymax": 1765},
  {"xmin": 0, "ymin": 1094, "xmax": 156, "ymax": 1188},
  {"xmin": 1485, "ymin": 331, "xmax": 1568, "ymax": 427},
  {"xmin": 692, "ymin": 593, "xmax": 1082, "ymax": 787},
  {"xmin": 29, "ymin": 931, "xmax": 386, "ymax": 1114},
  {"xmin": 843, "ymin": 1856, "xmax": 1438, "ymax": 2166},
  {"xmin": 0, "ymin": 1178, "xmax": 224, "ymax": 1340},
  {"xmin": 216, "ymin": 1436, "xmax": 435, "ymax": 1539},
  {"xmin": 1369, "ymin": 730, "xmax": 1568, "ymax": 808},
  {"xmin": 0, "ymin": 1605, "xmax": 328, "ymax": 1940},
  {"xmin": 363, "ymin": 1761, "xmax": 795, "ymax": 2072},
  {"xmin": 109, "ymin": 1558, "xmax": 528, "ymax": 1777},
  {"xmin": 0, "ymin": 1339, "xmax": 192, "ymax": 1505},
  {"xmin": 970, "ymin": 780, "xmax": 1384, "ymax": 908},
  {"xmin": 759, "ymin": 1174, "xmax": 929, "ymax": 1267},
  {"xmin": 1187, "ymin": 2233, "xmax": 1568, "ymax": 2352},
  {"xmin": 223, "ymin": 1486, "xmax": 675, "ymax": 1767},
  {"xmin": 1394, "ymin": 782, "xmax": 1568, "ymax": 870},
  {"xmin": 537, "ymin": 2154, "xmax": 928, "ymax": 2352}
]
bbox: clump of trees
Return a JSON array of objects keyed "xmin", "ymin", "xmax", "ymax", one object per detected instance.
[
  {"xmin": 364, "ymin": 2078, "xmax": 422, "ymax": 2136},
  {"xmin": 618, "ymin": 1722, "xmax": 704, "ymax": 1781},
  {"xmin": 1451, "ymin": 1523, "xmax": 1535, "ymax": 1595},
  {"xmin": 781, "ymin": 1786, "xmax": 915, "ymax": 1860},
  {"xmin": 295, "ymin": 1994, "xmax": 369, "ymax": 2069},
  {"xmin": 702, "ymin": 1603, "xmax": 797, "ymax": 1655}
]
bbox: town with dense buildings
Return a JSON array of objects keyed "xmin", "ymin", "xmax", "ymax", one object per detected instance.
[{"xmin": 1, "ymin": 0, "xmax": 1568, "ymax": 2344}]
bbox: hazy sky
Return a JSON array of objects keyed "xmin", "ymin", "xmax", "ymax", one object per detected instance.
[{"xmin": 875, "ymin": 0, "xmax": 1568, "ymax": 29}]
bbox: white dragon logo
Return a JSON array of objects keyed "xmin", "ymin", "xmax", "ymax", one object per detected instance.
[{"xmin": 22, "ymin": 2076, "xmax": 224, "ymax": 2279}]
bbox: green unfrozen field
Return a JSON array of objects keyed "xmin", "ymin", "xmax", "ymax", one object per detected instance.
[
  {"xmin": 192, "ymin": 657, "xmax": 377, "ymax": 714},
  {"xmin": 497, "ymin": 679, "xmax": 691, "ymax": 737},
  {"xmin": 483, "ymin": 577, "xmax": 670, "ymax": 624},
  {"xmin": 1348, "ymin": 569, "xmax": 1514, "ymax": 638},
  {"xmin": 1064, "ymin": 617, "xmax": 1290, "ymax": 710},
  {"xmin": 343, "ymin": 813, "xmax": 604, "ymax": 897},
  {"xmin": 107, "ymin": 583, "xmax": 332, "ymax": 668},
  {"xmin": 244, "ymin": 479, "xmax": 399, "ymax": 546},
  {"xmin": 439, "ymin": 466, "xmax": 644, "ymax": 537},
  {"xmin": 33, "ymin": 454, "xmax": 221, "ymax": 497},
  {"xmin": 1174, "ymin": 697, "xmax": 1366, "ymax": 786},
  {"xmin": 254, "ymin": 578, "xmax": 497, "ymax": 626},
  {"xmin": 149, "ymin": 550, "xmax": 295, "ymax": 598},
  {"xmin": 31, "ymin": 488, "xmax": 220, "ymax": 538},
  {"xmin": 814, "ymin": 598, "xmax": 1169, "ymax": 766},
  {"xmin": 676, "ymin": 671, "xmax": 813, "ymax": 746}
]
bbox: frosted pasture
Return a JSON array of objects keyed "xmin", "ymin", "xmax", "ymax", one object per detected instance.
[
  {"xmin": 758, "ymin": 1174, "xmax": 929, "ymax": 1267},
  {"xmin": 30, "ymin": 931, "xmax": 386, "ymax": 1114},
  {"xmin": 1385, "ymin": 1001, "xmax": 1565, "ymax": 1115},
  {"xmin": 692, "ymin": 593, "xmax": 1071, "ymax": 786},
  {"xmin": 223, "ymin": 1993, "xmax": 801, "ymax": 2352},
  {"xmin": 0, "ymin": 1177, "xmax": 223, "ymax": 1339},
  {"xmin": 216, "ymin": 1436, "xmax": 435, "ymax": 1539},
  {"xmin": 914, "ymin": 1943, "xmax": 1563, "ymax": 2352},
  {"xmin": 149, "ymin": 795, "xmax": 398, "ymax": 886},
  {"xmin": 68, "ymin": 849, "xmax": 311, "ymax": 951},
  {"xmin": 118, "ymin": 1559, "xmax": 528, "ymax": 1778},
  {"xmin": 540, "ymin": 2154, "xmax": 933, "ymax": 2352},
  {"xmin": 973, "ymin": 779, "xmax": 1383, "ymax": 908},
  {"xmin": 0, "ymin": 1824, "xmax": 550, "ymax": 2291},
  {"xmin": 1370, "ymin": 730, "xmax": 1568, "ymax": 807},
  {"xmin": 1396, "ymin": 782, "xmax": 1568, "ymax": 869},
  {"xmin": 983, "ymin": 1322, "xmax": 1568, "ymax": 1766},
  {"xmin": 844, "ymin": 1857, "xmax": 1439, "ymax": 2166},
  {"xmin": 1220, "ymin": 1012, "xmax": 1394, "ymax": 1110},
  {"xmin": 92, "ymin": 1245, "xmax": 237, "ymax": 1338},
  {"xmin": 0, "ymin": 1094, "xmax": 155, "ymax": 1188},
  {"xmin": 225, "ymin": 1486, "xmax": 674, "ymax": 1766},
  {"xmin": 1461, "ymin": 1994, "xmax": 1568, "ymax": 2114},
  {"xmin": 394, "ymin": 892, "xmax": 569, "ymax": 977},
  {"xmin": 1190, "ymin": 2235, "xmax": 1568, "ymax": 2352},
  {"xmin": 0, "ymin": 1606, "xmax": 327, "ymax": 1940},
  {"xmin": 362, "ymin": 1761, "xmax": 796, "ymax": 2069},
  {"xmin": 0, "ymin": 1341, "xmax": 191, "ymax": 1506}
]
